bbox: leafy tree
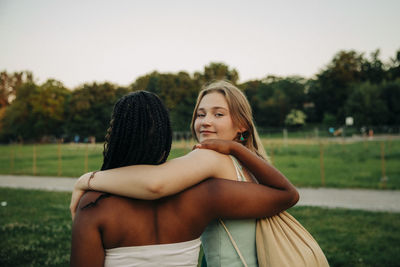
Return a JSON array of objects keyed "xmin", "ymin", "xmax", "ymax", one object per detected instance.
[
  {"xmin": 1, "ymin": 82, "xmax": 38, "ymax": 141},
  {"xmin": 0, "ymin": 71, "xmax": 34, "ymax": 108},
  {"xmin": 361, "ymin": 49, "xmax": 385, "ymax": 84},
  {"xmin": 0, "ymin": 71, "xmax": 35, "ymax": 136},
  {"xmin": 131, "ymin": 71, "xmax": 199, "ymax": 131},
  {"xmin": 1, "ymin": 79, "xmax": 71, "ymax": 141},
  {"xmin": 322, "ymin": 113, "xmax": 337, "ymax": 127},
  {"xmin": 67, "ymin": 82, "xmax": 129, "ymax": 141},
  {"xmin": 285, "ymin": 109, "xmax": 307, "ymax": 127},
  {"xmin": 240, "ymin": 80, "xmax": 274, "ymax": 127},
  {"xmin": 197, "ymin": 62, "xmax": 239, "ymax": 85},
  {"xmin": 387, "ymin": 49, "xmax": 400, "ymax": 81},
  {"xmin": 308, "ymin": 50, "xmax": 365, "ymax": 123},
  {"xmin": 344, "ymin": 82, "xmax": 389, "ymax": 126},
  {"xmin": 31, "ymin": 79, "xmax": 71, "ymax": 138},
  {"xmin": 241, "ymin": 76, "xmax": 306, "ymax": 127},
  {"xmin": 380, "ymin": 79, "xmax": 400, "ymax": 125}
]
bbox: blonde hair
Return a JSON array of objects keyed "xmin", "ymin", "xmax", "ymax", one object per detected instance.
[{"xmin": 190, "ymin": 80, "xmax": 269, "ymax": 162}]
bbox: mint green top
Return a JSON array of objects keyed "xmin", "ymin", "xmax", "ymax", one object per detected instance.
[{"xmin": 201, "ymin": 156, "xmax": 258, "ymax": 267}]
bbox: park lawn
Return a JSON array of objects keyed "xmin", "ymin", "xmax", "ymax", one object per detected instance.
[
  {"xmin": 0, "ymin": 143, "xmax": 190, "ymax": 178},
  {"xmin": 1, "ymin": 188, "xmax": 400, "ymax": 267},
  {"xmin": 0, "ymin": 139, "xmax": 399, "ymax": 189},
  {"xmin": 265, "ymin": 139, "xmax": 400, "ymax": 189},
  {"xmin": 0, "ymin": 143, "xmax": 104, "ymax": 177}
]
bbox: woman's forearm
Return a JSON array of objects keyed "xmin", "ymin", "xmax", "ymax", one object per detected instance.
[
  {"xmin": 230, "ymin": 142, "xmax": 298, "ymax": 198},
  {"xmin": 75, "ymin": 149, "xmax": 220, "ymax": 200},
  {"xmin": 75, "ymin": 167, "xmax": 166, "ymax": 200}
]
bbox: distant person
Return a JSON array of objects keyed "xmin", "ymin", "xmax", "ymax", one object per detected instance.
[{"xmin": 71, "ymin": 82, "xmax": 299, "ymax": 266}]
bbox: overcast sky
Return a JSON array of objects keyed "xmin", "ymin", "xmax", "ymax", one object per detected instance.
[{"xmin": 1, "ymin": 0, "xmax": 399, "ymax": 88}]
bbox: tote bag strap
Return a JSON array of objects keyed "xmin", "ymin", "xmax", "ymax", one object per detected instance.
[{"xmin": 219, "ymin": 219, "xmax": 249, "ymax": 267}]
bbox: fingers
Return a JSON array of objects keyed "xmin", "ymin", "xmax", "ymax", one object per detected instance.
[
  {"xmin": 192, "ymin": 143, "xmax": 205, "ymax": 150},
  {"xmin": 70, "ymin": 207, "xmax": 75, "ymax": 221},
  {"xmin": 199, "ymin": 139, "xmax": 218, "ymax": 147},
  {"xmin": 193, "ymin": 139, "xmax": 217, "ymax": 150},
  {"xmin": 195, "ymin": 143, "xmax": 212, "ymax": 149},
  {"xmin": 195, "ymin": 139, "xmax": 231, "ymax": 154},
  {"xmin": 70, "ymin": 201, "xmax": 76, "ymax": 220},
  {"xmin": 70, "ymin": 189, "xmax": 85, "ymax": 220}
]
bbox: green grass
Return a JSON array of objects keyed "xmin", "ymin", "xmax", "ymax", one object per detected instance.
[
  {"xmin": 0, "ymin": 143, "xmax": 104, "ymax": 177},
  {"xmin": 0, "ymin": 188, "xmax": 72, "ymax": 266},
  {"xmin": 1, "ymin": 188, "xmax": 399, "ymax": 266},
  {"xmin": 288, "ymin": 206, "xmax": 400, "ymax": 267},
  {"xmin": 0, "ymin": 138, "xmax": 399, "ymax": 189},
  {"xmin": 268, "ymin": 139, "xmax": 400, "ymax": 189}
]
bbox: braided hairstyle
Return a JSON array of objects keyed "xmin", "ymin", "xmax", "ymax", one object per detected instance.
[{"xmin": 101, "ymin": 91, "xmax": 172, "ymax": 171}]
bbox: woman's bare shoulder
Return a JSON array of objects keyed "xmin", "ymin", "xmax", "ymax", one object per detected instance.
[
  {"xmin": 187, "ymin": 149, "xmax": 237, "ymax": 180},
  {"xmin": 185, "ymin": 148, "xmax": 232, "ymax": 166},
  {"xmin": 77, "ymin": 191, "xmax": 112, "ymax": 211}
]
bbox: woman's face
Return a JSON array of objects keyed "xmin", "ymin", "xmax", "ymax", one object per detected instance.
[{"xmin": 194, "ymin": 92, "xmax": 240, "ymax": 142}]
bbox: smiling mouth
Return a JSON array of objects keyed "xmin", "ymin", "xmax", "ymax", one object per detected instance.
[{"xmin": 200, "ymin": 131, "xmax": 216, "ymax": 134}]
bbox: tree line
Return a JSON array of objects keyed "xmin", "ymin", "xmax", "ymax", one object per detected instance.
[{"xmin": 0, "ymin": 49, "xmax": 399, "ymax": 143}]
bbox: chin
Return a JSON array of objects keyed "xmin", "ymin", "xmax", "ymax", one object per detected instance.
[{"xmin": 199, "ymin": 135, "xmax": 215, "ymax": 142}]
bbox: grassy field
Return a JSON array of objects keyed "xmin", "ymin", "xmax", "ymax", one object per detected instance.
[
  {"xmin": 1, "ymin": 188, "xmax": 399, "ymax": 266},
  {"xmin": 264, "ymin": 138, "xmax": 400, "ymax": 189},
  {"xmin": 0, "ymin": 138, "xmax": 399, "ymax": 189}
]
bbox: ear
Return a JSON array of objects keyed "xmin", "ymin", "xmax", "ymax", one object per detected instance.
[{"xmin": 237, "ymin": 126, "xmax": 247, "ymax": 133}]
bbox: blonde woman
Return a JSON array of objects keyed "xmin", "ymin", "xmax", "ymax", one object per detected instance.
[{"xmin": 70, "ymin": 81, "xmax": 298, "ymax": 266}]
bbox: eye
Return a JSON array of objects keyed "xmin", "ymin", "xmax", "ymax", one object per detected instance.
[
  {"xmin": 215, "ymin": 113, "xmax": 224, "ymax": 117},
  {"xmin": 197, "ymin": 113, "xmax": 205, "ymax": 118}
]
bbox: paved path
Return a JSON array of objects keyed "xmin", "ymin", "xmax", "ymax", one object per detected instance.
[{"xmin": 1, "ymin": 175, "xmax": 400, "ymax": 213}]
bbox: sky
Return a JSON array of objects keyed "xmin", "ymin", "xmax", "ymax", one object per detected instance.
[{"xmin": 0, "ymin": 0, "xmax": 399, "ymax": 89}]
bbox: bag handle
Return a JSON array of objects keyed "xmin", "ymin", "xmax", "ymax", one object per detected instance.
[{"xmin": 219, "ymin": 219, "xmax": 249, "ymax": 267}]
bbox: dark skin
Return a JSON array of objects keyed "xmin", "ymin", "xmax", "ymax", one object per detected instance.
[{"xmin": 70, "ymin": 140, "xmax": 299, "ymax": 267}]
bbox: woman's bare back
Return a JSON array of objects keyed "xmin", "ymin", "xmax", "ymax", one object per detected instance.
[
  {"xmin": 75, "ymin": 181, "xmax": 212, "ymax": 249},
  {"xmin": 75, "ymin": 173, "xmax": 297, "ymax": 252}
]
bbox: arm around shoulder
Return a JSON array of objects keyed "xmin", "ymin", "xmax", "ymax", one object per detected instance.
[
  {"xmin": 197, "ymin": 139, "xmax": 299, "ymax": 203},
  {"xmin": 75, "ymin": 149, "xmax": 224, "ymax": 199},
  {"xmin": 151, "ymin": 148, "xmax": 226, "ymax": 195},
  {"xmin": 203, "ymin": 178, "xmax": 298, "ymax": 220},
  {"xmin": 70, "ymin": 149, "xmax": 228, "ymax": 219}
]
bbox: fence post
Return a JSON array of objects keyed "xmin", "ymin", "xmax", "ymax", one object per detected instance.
[
  {"xmin": 319, "ymin": 142, "xmax": 325, "ymax": 187},
  {"xmin": 57, "ymin": 140, "xmax": 62, "ymax": 176},
  {"xmin": 33, "ymin": 144, "xmax": 37, "ymax": 176},
  {"xmin": 380, "ymin": 142, "xmax": 387, "ymax": 188},
  {"xmin": 283, "ymin": 128, "xmax": 288, "ymax": 147},
  {"xmin": 314, "ymin": 127, "xmax": 319, "ymax": 139}
]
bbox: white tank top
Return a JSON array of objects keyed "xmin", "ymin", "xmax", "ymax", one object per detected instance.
[{"xmin": 104, "ymin": 238, "xmax": 201, "ymax": 267}]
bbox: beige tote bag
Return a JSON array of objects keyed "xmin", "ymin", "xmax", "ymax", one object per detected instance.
[{"xmin": 256, "ymin": 211, "xmax": 329, "ymax": 267}]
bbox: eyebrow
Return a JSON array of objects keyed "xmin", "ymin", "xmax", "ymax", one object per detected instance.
[{"xmin": 197, "ymin": 106, "xmax": 228, "ymax": 111}]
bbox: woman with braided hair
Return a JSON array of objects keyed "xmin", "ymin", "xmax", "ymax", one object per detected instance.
[{"xmin": 70, "ymin": 83, "xmax": 298, "ymax": 267}]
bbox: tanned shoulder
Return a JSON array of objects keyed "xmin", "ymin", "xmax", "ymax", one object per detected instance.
[{"xmin": 187, "ymin": 148, "xmax": 233, "ymax": 176}]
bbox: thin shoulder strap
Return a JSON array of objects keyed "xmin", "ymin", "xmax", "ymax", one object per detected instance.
[
  {"xmin": 230, "ymin": 155, "xmax": 260, "ymax": 184},
  {"xmin": 229, "ymin": 155, "xmax": 246, "ymax": 182},
  {"xmin": 219, "ymin": 219, "xmax": 248, "ymax": 267}
]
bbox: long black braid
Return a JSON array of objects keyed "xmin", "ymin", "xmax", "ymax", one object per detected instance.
[{"xmin": 101, "ymin": 91, "xmax": 172, "ymax": 171}]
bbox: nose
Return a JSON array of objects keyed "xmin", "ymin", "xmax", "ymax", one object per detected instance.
[{"xmin": 201, "ymin": 113, "xmax": 213, "ymax": 126}]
